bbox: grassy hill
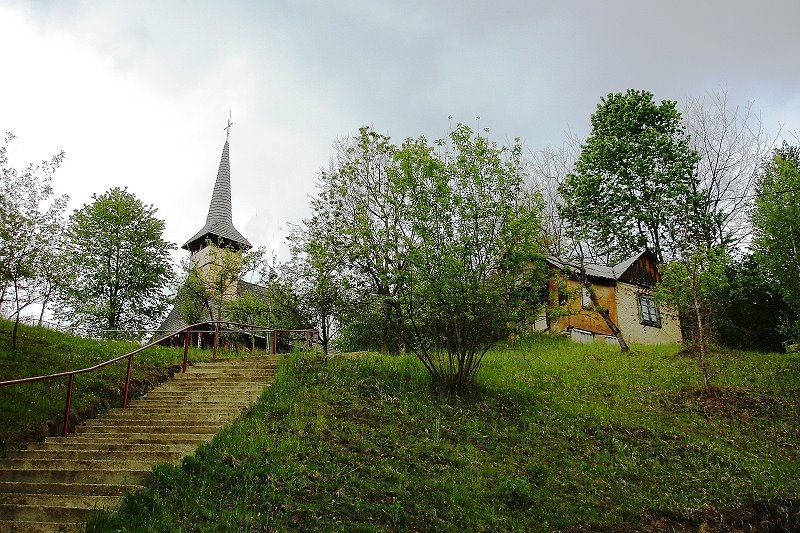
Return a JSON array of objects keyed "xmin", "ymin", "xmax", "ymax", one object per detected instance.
[
  {"xmin": 0, "ymin": 319, "xmax": 211, "ymax": 456},
  {"xmin": 86, "ymin": 335, "xmax": 800, "ymax": 532}
]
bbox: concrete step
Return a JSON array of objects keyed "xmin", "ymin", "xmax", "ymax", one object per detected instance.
[
  {"xmin": 0, "ymin": 493, "xmax": 121, "ymax": 510},
  {"xmin": 0, "ymin": 503, "xmax": 97, "ymax": 524},
  {"xmin": 1, "ymin": 458, "xmax": 161, "ymax": 472},
  {"xmin": 0, "ymin": 356, "xmax": 277, "ymax": 530},
  {"xmin": 0, "ymin": 482, "xmax": 140, "ymax": 496},
  {"xmin": 33, "ymin": 439, "xmax": 196, "ymax": 453},
  {"xmin": 0, "ymin": 468, "xmax": 150, "ymax": 485},
  {"xmin": 82, "ymin": 415, "xmax": 235, "ymax": 426},
  {"xmin": 48, "ymin": 434, "xmax": 215, "ymax": 445},
  {"xmin": 0, "ymin": 519, "xmax": 80, "ymax": 532},
  {"xmin": 7, "ymin": 449, "xmax": 184, "ymax": 463},
  {"xmin": 75, "ymin": 423, "xmax": 222, "ymax": 435}
]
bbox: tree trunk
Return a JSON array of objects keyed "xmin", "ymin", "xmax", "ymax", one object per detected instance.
[
  {"xmin": 693, "ymin": 289, "xmax": 710, "ymax": 390},
  {"xmin": 38, "ymin": 297, "xmax": 48, "ymax": 327},
  {"xmin": 381, "ymin": 299, "xmax": 392, "ymax": 354},
  {"xmin": 586, "ymin": 283, "xmax": 629, "ymax": 353},
  {"xmin": 395, "ymin": 301, "xmax": 405, "ymax": 356}
]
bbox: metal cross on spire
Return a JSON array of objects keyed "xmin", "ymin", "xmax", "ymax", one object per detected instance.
[{"xmin": 224, "ymin": 110, "xmax": 233, "ymax": 141}]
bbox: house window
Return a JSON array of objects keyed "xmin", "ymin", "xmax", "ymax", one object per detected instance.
[{"xmin": 638, "ymin": 294, "xmax": 661, "ymax": 328}]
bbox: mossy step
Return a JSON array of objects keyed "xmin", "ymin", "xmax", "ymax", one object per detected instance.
[
  {"xmin": 0, "ymin": 482, "xmax": 139, "ymax": 496},
  {"xmin": 0, "ymin": 468, "xmax": 150, "ymax": 485},
  {"xmin": 47, "ymin": 434, "xmax": 214, "ymax": 445},
  {"xmin": 7, "ymin": 449, "xmax": 184, "ymax": 462}
]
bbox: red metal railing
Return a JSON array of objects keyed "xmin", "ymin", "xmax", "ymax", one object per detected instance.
[{"xmin": 0, "ymin": 321, "xmax": 317, "ymax": 437}]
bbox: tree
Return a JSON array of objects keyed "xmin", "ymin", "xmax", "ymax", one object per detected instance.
[
  {"xmin": 752, "ymin": 143, "xmax": 800, "ymax": 342},
  {"xmin": 283, "ymin": 222, "xmax": 348, "ymax": 354},
  {"xmin": 178, "ymin": 241, "xmax": 261, "ymax": 325},
  {"xmin": 714, "ymin": 253, "xmax": 795, "ymax": 352},
  {"xmin": 57, "ymin": 187, "xmax": 175, "ymax": 338},
  {"xmin": 655, "ymin": 246, "xmax": 730, "ymax": 389},
  {"xmin": 311, "ymin": 127, "xmax": 409, "ymax": 354},
  {"xmin": 682, "ymin": 89, "xmax": 776, "ymax": 249},
  {"xmin": 399, "ymin": 124, "xmax": 546, "ymax": 393},
  {"xmin": 226, "ymin": 289, "xmax": 272, "ymax": 353},
  {"xmin": 527, "ymin": 140, "xmax": 581, "ymax": 258},
  {"xmin": 0, "ymin": 133, "xmax": 68, "ymax": 348},
  {"xmin": 177, "ymin": 241, "xmax": 269, "ymax": 355},
  {"xmin": 560, "ymin": 89, "xmax": 701, "ymax": 263}
]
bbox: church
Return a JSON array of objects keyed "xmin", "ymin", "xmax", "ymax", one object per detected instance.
[{"xmin": 155, "ymin": 127, "xmax": 270, "ymax": 347}]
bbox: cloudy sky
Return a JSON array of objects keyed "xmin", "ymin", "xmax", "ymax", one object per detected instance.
[{"xmin": 2, "ymin": 0, "xmax": 799, "ymax": 263}]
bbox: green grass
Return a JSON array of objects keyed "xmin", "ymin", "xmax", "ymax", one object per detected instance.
[
  {"xmin": 86, "ymin": 334, "xmax": 800, "ymax": 532},
  {"xmin": 0, "ymin": 319, "xmax": 214, "ymax": 456}
]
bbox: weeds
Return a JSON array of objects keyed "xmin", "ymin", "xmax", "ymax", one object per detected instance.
[{"xmin": 73, "ymin": 333, "xmax": 800, "ymax": 531}]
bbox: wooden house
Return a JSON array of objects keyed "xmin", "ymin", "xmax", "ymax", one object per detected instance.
[{"xmin": 542, "ymin": 251, "xmax": 682, "ymax": 345}]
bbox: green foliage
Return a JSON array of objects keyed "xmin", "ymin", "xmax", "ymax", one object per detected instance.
[
  {"xmin": 226, "ymin": 289, "xmax": 271, "ymax": 326},
  {"xmin": 176, "ymin": 269, "xmax": 207, "ymax": 325},
  {"xmin": 656, "ymin": 247, "xmax": 730, "ymax": 387},
  {"xmin": 311, "ymin": 127, "xmax": 408, "ymax": 354},
  {"xmin": 398, "ymin": 124, "xmax": 546, "ymax": 392},
  {"xmin": 0, "ymin": 318, "xmax": 210, "ymax": 457},
  {"xmin": 656, "ymin": 247, "xmax": 730, "ymax": 320},
  {"xmin": 752, "ymin": 143, "xmax": 800, "ymax": 342},
  {"xmin": 0, "ymin": 133, "xmax": 68, "ymax": 348},
  {"xmin": 57, "ymin": 187, "xmax": 175, "ymax": 339},
  {"xmin": 176, "ymin": 241, "xmax": 273, "ymax": 329},
  {"xmin": 283, "ymin": 223, "xmax": 349, "ymax": 353},
  {"xmin": 560, "ymin": 89, "xmax": 701, "ymax": 263},
  {"xmin": 90, "ymin": 337, "xmax": 800, "ymax": 532},
  {"xmin": 715, "ymin": 254, "xmax": 796, "ymax": 352}
]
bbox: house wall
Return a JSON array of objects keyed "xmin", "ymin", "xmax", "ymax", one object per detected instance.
[
  {"xmin": 551, "ymin": 279, "xmax": 617, "ymax": 337},
  {"xmin": 616, "ymin": 283, "xmax": 682, "ymax": 345}
]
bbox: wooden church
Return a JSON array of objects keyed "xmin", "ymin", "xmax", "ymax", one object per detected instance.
[{"xmin": 155, "ymin": 127, "xmax": 268, "ymax": 347}]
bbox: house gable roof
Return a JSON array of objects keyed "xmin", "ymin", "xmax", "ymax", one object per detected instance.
[
  {"xmin": 183, "ymin": 139, "xmax": 252, "ymax": 251},
  {"xmin": 546, "ymin": 250, "xmax": 660, "ymax": 287}
]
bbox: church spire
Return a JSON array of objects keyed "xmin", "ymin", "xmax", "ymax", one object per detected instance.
[{"xmin": 182, "ymin": 122, "xmax": 251, "ymax": 252}]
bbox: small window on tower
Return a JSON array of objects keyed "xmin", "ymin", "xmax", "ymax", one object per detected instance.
[{"xmin": 638, "ymin": 294, "xmax": 661, "ymax": 328}]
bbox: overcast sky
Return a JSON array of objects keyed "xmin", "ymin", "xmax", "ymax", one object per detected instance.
[{"xmin": 2, "ymin": 0, "xmax": 799, "ymax": 263}]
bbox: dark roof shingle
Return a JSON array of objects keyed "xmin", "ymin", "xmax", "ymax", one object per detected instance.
[{"xmin": 183, "ymin": 140, "xmax": 251, "ymax": 250}]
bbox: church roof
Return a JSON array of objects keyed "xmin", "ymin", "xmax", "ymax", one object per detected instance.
[
  {"xmin": 152, "ymin": 278, "xmax": 268, "ymax": 340},
  {"xmin": 183, "ymin": 139, "xmax": 252, "ymax": 251}
]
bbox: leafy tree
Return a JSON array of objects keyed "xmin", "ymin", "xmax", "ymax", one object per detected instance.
[
  {"xmin": 178, "ymin": 242, "xmax": 259, "ymax": 325},
  {"xmin": 0, "ymin": 133, "xmax": 68, "ymax": 348},
  {"xmin": 560, "ymin": 89, "xmax": 701, "ymax": 263},
  {"xmin": 226, "ymin": 289, "xmax": 272, "ymax": 353},
  {"xmin": 57, "ymin": 187, "xmax": 175, "ymax": 338},
  {"xmin": 398, "ymin": 125, "xmax": 546, "ymax": 393},
  {"xmin": 655, "ymin": 246, "xmax": 730, "ymax": 389},
  {"xmin": 311, "ymin": 128, "xmax": 408, "ymax": 354},
  {"xmin": 283, "ymin": 222, "xmax": 348, "ymax": 354},
  {"xmin": 714, "ymin": 254, "xmax": 795, "ymax": 352},
  {"xmin": 752, "ymin": 143, "xmax": 800, "ymax": 342}
]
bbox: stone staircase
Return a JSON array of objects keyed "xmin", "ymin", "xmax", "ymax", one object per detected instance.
[{"xmin": 0, "ymin": 355, "xmax": 279, "ymax": 532}]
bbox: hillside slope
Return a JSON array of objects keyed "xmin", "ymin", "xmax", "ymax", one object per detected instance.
[{"xmin": 89, "ymin": 336, "xmax": 800, "ymax": 532}]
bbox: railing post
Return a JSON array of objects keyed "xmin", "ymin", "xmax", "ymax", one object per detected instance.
[
  {"xmin": 182, "ymin": 328, "xmax": 191, "ymax": 373},
  {"xmin": 63, "ymin": 374, "xmax": 75, "ymax": 437},
  {"xmin": 212, "ymin": 321, "xmax": 220, "ymax": 361},
  {"xmin": 272, "ymin": 330, "xmax": 278, "ymax": 355},
  {"xmin": 123, "ymin": 353, "xmax": 134, "ymax": 408}
]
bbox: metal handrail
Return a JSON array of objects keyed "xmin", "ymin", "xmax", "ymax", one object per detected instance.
[{"xmin": 0, "ymin": 321, "xmax": 318, "ymax": 437}]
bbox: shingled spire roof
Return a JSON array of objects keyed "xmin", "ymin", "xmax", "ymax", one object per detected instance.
[{"xmin": 183, "ymin": 139, "xmax": 252, "ymax": 251}]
